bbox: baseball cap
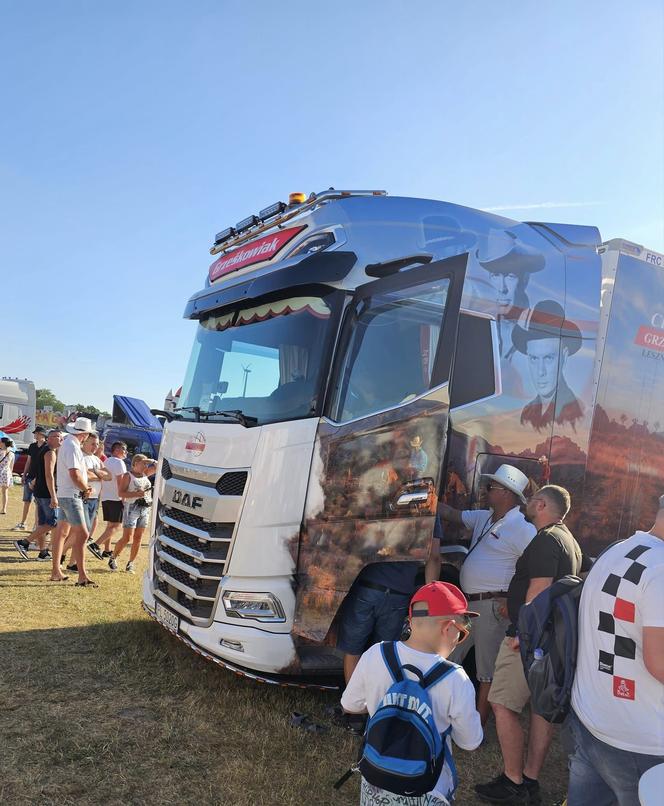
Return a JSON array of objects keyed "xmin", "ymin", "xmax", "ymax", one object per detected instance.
[{"xmin": 409, "ymin": 582, "xmax": 479, "ymax": 619}]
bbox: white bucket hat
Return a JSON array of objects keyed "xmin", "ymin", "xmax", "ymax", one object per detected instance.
[
  {"xmin": 65, "ymin": 416, "xmax": 94, "ymax": 435},
  {"xmin": 482, "ymin": 463, "xmax": 530, "ymax": 503}
]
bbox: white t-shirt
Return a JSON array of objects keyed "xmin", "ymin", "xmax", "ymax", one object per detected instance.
[
  {"xmin": 459, "ymin": 506, "xmax": 536, "ymax": 594},
  {"xmin": 56, "ymin": 435, "xmax": 88, "ymax": 498},
  {"xmin": 83, "ymin": 454, "xmax": 103, "ymax": 499},
  {"xmin": 100, "ymin": 456, "xmax": 127, "ymax": 502},
  {"xmin": 341, "ymin": 641, "xmax": 483, "ymax": 802},
  {"xmin": 572, "ymin": 531, "xmax": 664, "ymax": 755}
]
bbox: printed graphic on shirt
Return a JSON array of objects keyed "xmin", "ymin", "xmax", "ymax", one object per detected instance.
[{"xmin": 596, "ymin": 543, "xmax": 652, "ymax": 698}]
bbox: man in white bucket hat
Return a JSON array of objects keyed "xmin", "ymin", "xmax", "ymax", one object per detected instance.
[
  {"xmin": 438, "ymin": 463, "xmax": 536, "ymax": 724},
  {"xmin": 50, "ymin": 417, "xmax": 97, "ymax": 586}
]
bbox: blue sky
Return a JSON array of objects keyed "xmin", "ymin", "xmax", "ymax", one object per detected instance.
[{"xmin": 1, "ymin": 0, "xmax": 662, "ymax": 410}]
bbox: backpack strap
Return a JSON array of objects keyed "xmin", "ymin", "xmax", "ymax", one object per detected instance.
[
  {"xmin": 422, "ymin": 659, "xmax": 456, "ymax": 690},
  {"xmin": 380, "ymin": 641, "xmax": 404, "ymax": 683}
]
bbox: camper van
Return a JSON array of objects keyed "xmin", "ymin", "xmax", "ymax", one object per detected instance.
[
  {"xmin": 0, "ymin": 378, "xmax": 36, "ymax": 451},
  {"xmin": 142, "ymin": 189, "xmax": 664, "ymax": 683}
]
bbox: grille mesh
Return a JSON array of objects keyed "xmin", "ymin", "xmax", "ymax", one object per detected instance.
[
  {"xmin": 215, "ymin": 471, "xmax": 248, "ymax": 496},
  {"xmin": 161, "ymin": 458, "xmax": 173, "ymax": 480}
]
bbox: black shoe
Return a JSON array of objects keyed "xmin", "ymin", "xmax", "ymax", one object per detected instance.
[
  {"xmin": 37, "ymin": 550, "xmax": 52, "ymax": 562},
  {"xmin": 87, "ymin": 542, "xmax": 104, "ymax": 560},
  {"xmin": 523, "ymin": 776, "xmax": 541, "ymax": 806},
  {"xmin": 14, "ymin": 539, "xmax": 30, "ymax": 559},
  {"xmin": 66, "ymin": 563, "xmax": 78, "ymax": 572},
  {"xmin": 475, "ymin": 773, "xmax": 529, "ymax": 804},
  {"xmin": 101, "ymin": 551, "xmax": 113, "ymax": 558}
]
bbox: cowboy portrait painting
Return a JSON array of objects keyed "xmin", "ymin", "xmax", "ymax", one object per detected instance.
[{"xmin": 512, "ymin": 299, "xmax": 584, "ymax": 431}]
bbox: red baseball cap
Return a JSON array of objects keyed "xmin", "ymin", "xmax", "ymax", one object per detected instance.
[{"xmin": 409, "ymin": 582, "xmax": 479, "ymax": 619}]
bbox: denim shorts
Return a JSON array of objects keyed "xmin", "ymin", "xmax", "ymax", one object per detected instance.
[
  {"xmin": 122, "ymin": 502, "xmax": 150, "ymax": 529},
  {"xmin": 22, "ymin": 480, "xmax": 34, "ymax": 503},
  {"xmin": 59, "ymin": 495, "xmax": 87, "ymax": 527},
  {"xmin": 35, "ymin": 497, "xmax": 59, "ymax": 527},
  {"xmin": 337, "ymin": 584, "xmax": 410, "ymax": 655},
  {"xmin": 84, "ymin": 497, "xmax": 99, "ymax": 531}
]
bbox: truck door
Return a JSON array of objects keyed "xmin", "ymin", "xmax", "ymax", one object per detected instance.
[{"xmin": 294, "ymin": 253, "xmax": 467, "ymax": 642}]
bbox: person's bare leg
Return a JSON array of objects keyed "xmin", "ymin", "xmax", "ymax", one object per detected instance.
[
  {"xmin": 98, "ymin": 522, "xmax": 120, "ymax": 553},
  {"xmin": 523, "ymin": 712, "xmax": 554, "ymax": 781},
  {"xmin": 27, "ymin": 523, "xmax": 51, "ymax": 551},
  {"xmin": 20, "ymin": 499, "xmax": 31, "ymax": 524},
  {"xmin": 492, "ymin": 702, "xmax": 525, "ymax": 784},
  {"xmin": 478, "ymin": 682, "xmax": 492, "ymax": 725},
  {"xmin": 0, "ymin": 486, "xmax": 8, "ymax": 513},
  {"xmin": 344, "ymin": 653, "xmax": 361, "ymax": 684},
  {"xmin": 112, "ymin": 527, "xmax": 133, "ymax": 561},
  {"xmin": 89, "ymin": 514, "xmax": 98, "ymax": 544},
  {"xmin": 50, "ymin": 521, "xmax": 71, "ymax": 580},
  {"xmin": 128, "ymin": 527, "xmax": 145, "ymax": 563},
  {"xmin": 70, "ymin": 524, "xmax": 91, "ymax": 582}
]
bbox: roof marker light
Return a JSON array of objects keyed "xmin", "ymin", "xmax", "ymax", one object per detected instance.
[
  {"xmin": 236, "ymin": 214, "xmax": 259, "ymax": 233},
  {"xmin": 259, "ymin": 201, "xmax": 287, "ymax": 221},
  {"xmin": 288, "ymin": 192, "xmax": 307, "ymax": 205}
]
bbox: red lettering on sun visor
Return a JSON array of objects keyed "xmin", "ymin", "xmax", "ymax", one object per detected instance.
[
  {"xmin": 209, "ymin": 226, "xmax": 306, "ymax": 282},
  {"xmin": 634, "ymin": 326, "xmax": 664, "ymax": 352}
]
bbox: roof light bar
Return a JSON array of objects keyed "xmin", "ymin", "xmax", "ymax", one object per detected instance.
[
  {"xmin": 214, "ymin": 226, "xmax": 237, "ymax": 246},
  {"xmin": 258, "ymin": 201, "xmax": 287, "ymax": 221},
  {"xmin": 236, "ymin": 214, "xmax": 259, "ymax": 233}
]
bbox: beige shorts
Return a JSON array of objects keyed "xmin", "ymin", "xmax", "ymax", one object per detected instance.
[{"xmin": 487, "ymin": 637, "xmax": 531, "ymax": 713}]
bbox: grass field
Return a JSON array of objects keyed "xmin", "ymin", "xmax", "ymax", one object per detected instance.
[{"xmin": 0, "ymin": 485, "xmax": 569, "ymax": 805}]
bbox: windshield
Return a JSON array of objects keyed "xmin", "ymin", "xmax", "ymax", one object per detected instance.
[{"xmin": 179, "ymin": 290, "xmax": 342, "ymax": 425}]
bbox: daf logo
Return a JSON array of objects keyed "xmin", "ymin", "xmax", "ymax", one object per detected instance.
[{"xmin": 171, "ymin": 490, "xmax": 204, "ymax": 510}]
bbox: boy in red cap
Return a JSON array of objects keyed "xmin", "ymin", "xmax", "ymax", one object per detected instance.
[{"xmin": 341, "ymin": 582, "xmax": 483, "ymax": 805}]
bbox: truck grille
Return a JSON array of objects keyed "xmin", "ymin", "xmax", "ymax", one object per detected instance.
[
  {"xmin": 215, "ymin": 471, "xmax": 248, "ymax": 496},
  {"xmin": 152, "ymin": 495, "xmax": 239, "ymax": 624}
]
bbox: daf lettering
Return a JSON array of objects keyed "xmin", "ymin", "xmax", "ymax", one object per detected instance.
[{"xmin": 171, "ymin": 490, "xmax": 203, "ymax": 510}]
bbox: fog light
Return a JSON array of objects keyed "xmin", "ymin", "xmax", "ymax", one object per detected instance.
[{"xmin": 222, "ymin": 591, "xmax": 286, "ymax": 623}]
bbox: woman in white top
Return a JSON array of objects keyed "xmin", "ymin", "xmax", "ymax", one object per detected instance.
[
  {"xmin": 108, "ymin": 453, "xmax": 157, "ymax": 574},
  {"xmin": 0, "ymin": 438, "xmax": 16, "ymax": 514}
]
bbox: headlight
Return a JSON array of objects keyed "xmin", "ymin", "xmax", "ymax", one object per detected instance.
[
  {"xmin": 288, "ymin": 231, "xmax": 335, "ymax": 257},
  {"xmin": 222, "ymin": 591, "xmax": 286, "ymax": 623}
]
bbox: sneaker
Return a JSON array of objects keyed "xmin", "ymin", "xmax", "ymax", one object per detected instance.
[
  {"xmin": 66, "ymin": 563, "xmax": 78, "ymax": 572},
  {"xmin": 475, "ymin": 773, "xmax": 529, "ymax": 804},
  {"xmin": 37, "ymin": 550, "xmax": 52, "ymax": 562},
  {"xmin": 14, "ymin": 539, "xmax": 30, "ymax": 559},
  {"xmin": 87, "ymin": 542, "xmax": 104, "ymax": 560},
  {"xmin": 108, "ymin": 557, "xmax": 118, "ymax": 571},
  {"xmin": 101, "ymin": 551, "xmax": 113, "ymax": 558},
  {"xmin": 11, "ymin": 522, "xmax": 26, "ymax": 531},
  {"xmin": 523, "ymin": 777, "xmax": 542, "ymax": 806},
  {"xmin": 125, "ymin": 562, "xmax": 135, "ymax": 574}
]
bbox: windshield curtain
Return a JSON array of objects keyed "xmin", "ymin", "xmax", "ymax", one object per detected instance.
[{"xmin": 179, "ymin": 292, "xmax": 341, "ymax": 425}]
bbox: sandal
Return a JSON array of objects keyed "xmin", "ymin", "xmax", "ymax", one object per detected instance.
[
  {"xmin": 49, "ymin": 575, "xmax": 69, "ymax": 582},
  {"xmin": 74, "ymin": 579, "xmax": 99, "ymax": 588}
]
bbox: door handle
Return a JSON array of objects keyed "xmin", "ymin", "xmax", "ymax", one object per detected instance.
[
  {"xmin": 390, "ymin": 478, "xmax": 436, "ymax": 512},
  {"xmin": 395, "ymin": 489, "xmax": 430, "ymax": 507}
]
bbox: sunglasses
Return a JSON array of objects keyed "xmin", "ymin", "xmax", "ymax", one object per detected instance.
[
  {"xmin": 485, "ymin": 483, "xmax": 505, "ymax": 492},
  {"xmin": 450, "ymin": 616, "xmax": 472, "ymax": 643}
]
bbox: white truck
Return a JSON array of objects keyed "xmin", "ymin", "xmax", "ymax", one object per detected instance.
[
  {"xmin": 142, "ymin": 189, "xmax": 664, "ymax": 685},
  {"xmin": 0, "ymin": 378, "xmax": 36, "ymax": 451}
]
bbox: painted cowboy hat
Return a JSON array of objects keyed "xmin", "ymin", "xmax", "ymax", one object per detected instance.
[
  {"xmin": 410, "ymin": 436, "xmax": 424, "ymax": 449},
  {"xmin": 476, "ymin": 230, "xmax": 545, "ymax": 275},
  {"xmin": 65, "ymin": 416, "xmax": 94, "ymax": 434},
  {"xmin": 512, "ymin": 299, "xmax": 582, "ymax": 356},
  {"xmin": 481, "ymin": 463, "xmax": 530, "ymax": 503}
]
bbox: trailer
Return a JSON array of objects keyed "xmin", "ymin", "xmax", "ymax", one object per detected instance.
[
  {"xmin": 142, "ymin": 190, "xmax": 664, "ymax": 682},
  {"xmin": 0, "ymin": 377, "xmax": 36, "ymax": 451}
]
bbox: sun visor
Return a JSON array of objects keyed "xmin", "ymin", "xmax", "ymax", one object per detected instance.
[{"xmin": 183, "ymin": 250, "xmax": 357, "ymax": 320}]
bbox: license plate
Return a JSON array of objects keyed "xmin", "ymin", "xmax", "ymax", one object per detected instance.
[{"xmin": 155, "ymin": 601, "xmax": 179, "ymax": 633}]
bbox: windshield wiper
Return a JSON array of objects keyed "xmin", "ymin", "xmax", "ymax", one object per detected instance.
[
  {"xmin": 199, "ymin": 409, "xmax": 258, "ymax": 427},
  {"xmin": 172, "ymin": 406, "xmax": 201, "ymax": 421}
]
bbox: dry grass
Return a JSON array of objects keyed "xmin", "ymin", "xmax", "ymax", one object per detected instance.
[{"xmin": 0, "ymin": 486, "xmax": 568, "ymax": 805}]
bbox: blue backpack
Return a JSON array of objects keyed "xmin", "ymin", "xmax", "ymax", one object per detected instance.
[{"xmin": 358, "ymin": 642, "xmax": 456, "ymax": 797}]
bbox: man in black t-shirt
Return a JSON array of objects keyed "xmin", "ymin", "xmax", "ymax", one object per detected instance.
[
  {"xmin": 11, "ymin": 426, "xmax": 47, "ymax": 531},
  {"xmin": 14, "ymin": 430, "xmax": 63, "ymax": 561},
  {"xmin": 476, "ymin": 485, "xmax": 582, "ymax": 806}
]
